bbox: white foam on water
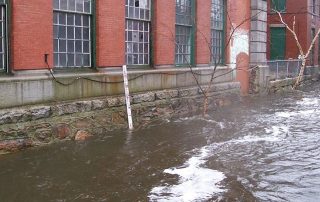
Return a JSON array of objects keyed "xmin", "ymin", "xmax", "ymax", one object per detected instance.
[
  {"xmin": 175, "ymin": 116, "xmax": 221, "ymax": 124},
  {"xmin": 217, "ymin": 122, "xmax": 226, "ymax": 129},
  {"xmin": 176, "ymin": 116, "xmax": 202, "ymax": 122},
  {"xmin": 299, "ymin": 110, "xmax": 317, "ymax": 115},
  {"xmin": 149, "ymin": 147, "xmax": 226, "ymax": 202},
  {"xmin": 202, "ymin": 119, "xmax": 218, "ymax": 124},
  {"xmin": 275, "ymin": 110, "xmax": 315, "ymax": 118},
  {"xmin": 233, "ymin": 134, "xmax": 280, "ymax": 143},
  {"xmin": 149, "ymin": 124, "xmax": 289, "ymax": 201},
  {"xmin": 265, "ymin": 126, "xmax": 289, "ymax": 136},
  {"xmin": 275, "ymin": 111, "xmax": 293, "ymax": 118},
  {"xmin": 297, "ymin": 98, "xmax": 319, "ymax": 106},
  {"xmin": 221, "ymin": 125, "xmax": 288, "ymax": 145}
]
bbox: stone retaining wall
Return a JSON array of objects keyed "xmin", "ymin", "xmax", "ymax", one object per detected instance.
[
  {"xmin": 0, "ymin": 82, "xmax": 240, "ymax": 154},
  {"xmin": 249, "ymin": 65, "xmax": 270, "ymax": 94},
  {"xmin": 268, "ymin": 76, "xmax": 312, "ymax": 93}
]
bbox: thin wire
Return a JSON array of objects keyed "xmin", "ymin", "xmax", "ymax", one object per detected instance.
[
  {"xmin": 46, "ymin": 60, "xmax": 256, "ymax": 86},
  {"xmin": 46, "ymin": 61, "xmax": 144, "ymax": 85}
]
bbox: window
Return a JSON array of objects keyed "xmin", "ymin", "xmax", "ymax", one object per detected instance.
[
  {"xmin": 125, "ymin": 0, "xmax": 151, "ymax": 65},
  {"xmin": 318, "ymin": 33, "xmax": 320, "ymax": 65},
  {"xmin": 311, "ymin": 28, "xmax": 315, "ymax": 66},
  {"xmin": 271, "ymin": 0, "xmax": 286, "ymax": 12},
  {"xmin": 175, "ymin": 0, "xmax": 194, "ymax": 65},
  {"xmin": 211, "ymin": 0, "xmax": 225, "ymax": 64},
  {"xmin": 0, "ymin": 2, "xmax": 6, "ymax": 72},
  {"xmin": 312, "ymin": 0, "xmax": 316, "ymax": 14},
  {"xmin": 53, "ymin": 0, "xmax": 92, "ymax": 68}
]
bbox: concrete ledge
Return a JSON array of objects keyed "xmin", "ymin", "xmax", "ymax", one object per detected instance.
[
  {"xmin": 1, "ymin": 66, "xmax": 230, "ymax": 82},
  {"xmin": 0, "ymin": 67, "xmax": 234, "ymax": 109}
]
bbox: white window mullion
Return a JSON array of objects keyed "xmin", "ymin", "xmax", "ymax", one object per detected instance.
[
  {"xmin": 125, "ymin": 0, "xmax": 151, "ymax": 65},
  {"xmin": 175, "ymin": 0, "xmax": 193, "ymax": 65},
  {"xmin": 53, "ymin": 0, "xmax": 92, "ymax": 68}
]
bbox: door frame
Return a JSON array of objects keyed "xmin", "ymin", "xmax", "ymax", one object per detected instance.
[{"xmin": 270, "ymin": 26, "xmax": 286, "ymax": 60}]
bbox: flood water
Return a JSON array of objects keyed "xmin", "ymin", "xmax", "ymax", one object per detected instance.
[{"xmin": 1, "ymin": 84, "xmax": 320, "ymax": 202}]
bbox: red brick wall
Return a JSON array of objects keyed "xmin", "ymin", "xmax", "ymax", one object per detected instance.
[
  {"xmin": 153, "ymin": 0, "xmax": 175, "ymax": 67},
  {"xmin": 307, "ymin": 4, "xmax": 320, "ymax": 66},
  {"xmin": 196, "ymin": 0, "xmax": 211, "ymax": 65},
  {"xmin": 96, "ymin": 0, "xmax": 125, "ymax": 67},
  {"xmin": 11, "ymin": 0, "xmax": 53, "ymax": 70},
  {"xmin": 223, "ymin": 0, "xmax": 251, "ymax": 66},
  {"xmin": 267, "ymin": 0, "xmax": 317, "ymax": 63},
  {"xmin": 9, "ymin": 0, "xmax": 253, "ymax": 71},
  {"xmin": 227, "ymin": 0, "xmax": 251, "ymax": 95}
]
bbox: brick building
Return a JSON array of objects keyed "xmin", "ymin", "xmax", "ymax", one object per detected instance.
[
  {"xmin": 267, "ymin": 0, "xmax": 320, "ymax": 66},
  {"xmin": 0, "ymin": 0, "xmax": 264, "ymax": 108}
]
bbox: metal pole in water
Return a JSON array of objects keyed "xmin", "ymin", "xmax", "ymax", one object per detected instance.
[
  {"xmin": 286, "ymin": 60, "xmax": 289, "ymax": 78},
  {"xmin": 122, "ymin": 65, "xmax": 133, "ymax": 130},
  {"xmin": 277, "ymin": 61, "xmax": 279, "ymax": 80}
]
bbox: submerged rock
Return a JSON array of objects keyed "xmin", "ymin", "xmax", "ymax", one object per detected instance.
[
  {"xmin": 52, "ymin": 124, "xmax": 72, "ymax": 140},
  {"xmin": 74, "ymin": 130, "xmax": 93, "ymax": 141},
  {"xmin": 0, "ymin": 139, "xmax": 33, "ymax": 152}
]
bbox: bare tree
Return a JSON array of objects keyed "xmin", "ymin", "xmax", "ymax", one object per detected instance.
[
  {"xmin": 159, "ymin": 9, "xmax": 260, "ymax": 116},
  {"xmin": 275, "ymin": 10, "xmax": 320, "ymax": 89}
]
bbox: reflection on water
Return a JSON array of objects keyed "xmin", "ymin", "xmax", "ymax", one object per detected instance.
[{"xmin": 1, "ymin": 84, "xmax": 320, "ymax": 201}]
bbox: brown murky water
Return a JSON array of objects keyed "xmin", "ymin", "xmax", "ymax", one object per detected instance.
[{"xmin": 1, "ymin": 84, "xmax": 320, "ymax": 202}]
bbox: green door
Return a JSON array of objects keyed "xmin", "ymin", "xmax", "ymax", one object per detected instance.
[{"xmin": 270, "ymin": 27, "xmax": 286, "ymax": 60}]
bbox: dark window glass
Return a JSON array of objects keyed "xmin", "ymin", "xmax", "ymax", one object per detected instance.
[
  {"xmin": 53, "ymin": 0, "xmax": 92, "ymax": 68},
  {"xmin": 125, "ymin": 0, "xmax": 151, "ymax": 65},
  {"xmin": 175, "ymin": 0, "xmax": 194, "ymax": 65},
  {"xmin": 271, "ymin": 0, "xmax": 286, "ymax": 12},
  {"xmin": 211, "ymin": 0, "xmax": 225, "ymax": 64}
]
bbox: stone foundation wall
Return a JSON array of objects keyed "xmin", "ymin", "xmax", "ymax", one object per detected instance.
[
  {"xmin": 250, "ymin": 65, "xmax": 320, "ymax": 94},
  {"xmin": 249, "ymin": 66, "xmax": 270, "ymax": 94},
  {"xmin": 268, "ymin": 76, "xmax": 313, "ymax": 93},
  {"xmin": 0, "ymin": 82, "xmax": 240, "ymax": 154}
]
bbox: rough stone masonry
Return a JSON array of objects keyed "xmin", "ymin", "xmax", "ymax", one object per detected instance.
[{"xmin": 0, "ymin": 82, "xmax": 241, "ymax": 154}]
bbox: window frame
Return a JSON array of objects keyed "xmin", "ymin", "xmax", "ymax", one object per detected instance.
[
  {"xmin": 270, "ymin": 26, "xmax": 286, "ymax": 60},
  {"xmin": 311, "ymin": 28, "xmax": 315, "ymax": 66},
  {"xmin": 53, "ymin": 0, "xmax": 96, "ymax": 69},
  {"xmin": 271, "ymin": 0, "xmax": 286, "ymax": 12},
  {"xmin": 210, "ymin": 0, "xmax": 226, "ymax": 65},
  {"xmin": 318, "ymin": 33, "xmax": 320, "ymax": 66},
  {"xmin": 125, "ymin": 0, "xmax": 152, "ymax": 67},
  {"xmin": 0, "ymin": 0, "xmax": 8, "ymax": 73},
  {"xmin": 175, "ymin": 0, "xmax": 196, "ymax": 66}
]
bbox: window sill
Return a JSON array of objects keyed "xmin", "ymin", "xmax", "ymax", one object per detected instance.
[
  {"xmin": 125, "ymin": 65, "xmax": 151, "ymax": 69},
  {"xmin": 51, "ymin": 67, "xmax": 96, "ymax": 73},
  {"xmin": 269, "ymin": 10, "xmax": 286, "ymax": 14},
  {"xmin": 0, "ymin": 65, "xmax": 232, "ymax": 83}
]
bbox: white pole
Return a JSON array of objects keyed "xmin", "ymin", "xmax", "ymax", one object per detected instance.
[{"xmin": 122, "ymin": 65, "xmax": 134, "ymax": 130}]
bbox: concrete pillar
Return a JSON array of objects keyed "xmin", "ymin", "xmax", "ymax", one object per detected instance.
[
  {"xmin": 250, "ymin": 0, "xmax": 269, "ymax": 93},
  {"xmin": 227, "ymin": 0, "xmax": 251, "ymax": 95},
  {"xmin": 250, "ymin": 0, "xmax": 268, "ymax": 65}
]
